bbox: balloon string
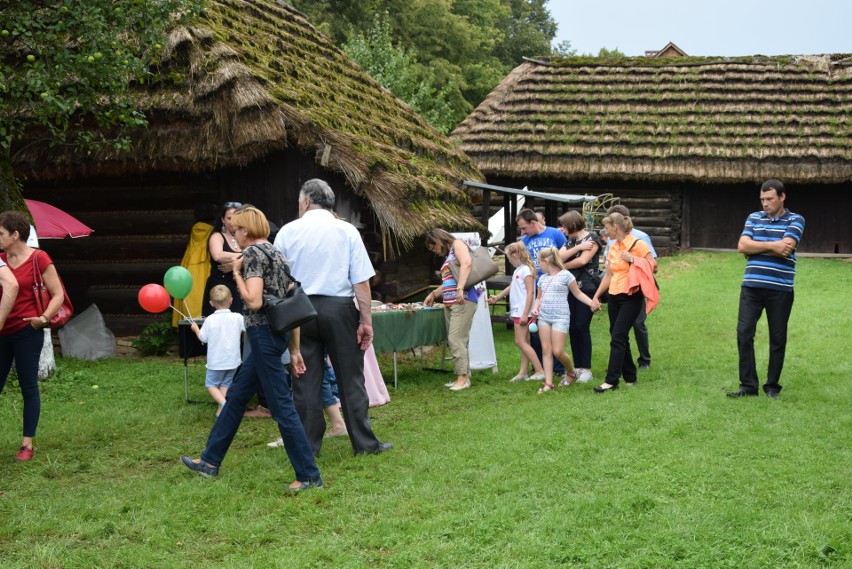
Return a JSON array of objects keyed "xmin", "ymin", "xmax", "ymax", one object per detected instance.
[
  {"xmin": 183, "ymin": 298, "xmax": 194, "ymax": 321},
  {"xmin": 171, "ymin": 305, "xmax": 190, "ymax": 320}
]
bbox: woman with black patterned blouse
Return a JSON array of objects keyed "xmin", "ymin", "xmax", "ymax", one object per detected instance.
[{"xmin": 181, "ymin": 205, "xmax": 322, "ymax": 492}]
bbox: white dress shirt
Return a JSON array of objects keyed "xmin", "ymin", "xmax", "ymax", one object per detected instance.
[{"xmin": 274, "ymin": 209, "xmax": 375, "ymax": 297}]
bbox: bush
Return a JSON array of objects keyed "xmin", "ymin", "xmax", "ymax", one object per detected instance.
[{"xmin": 131, "ymin": 318, "xmax": 175, "ymax": 356}]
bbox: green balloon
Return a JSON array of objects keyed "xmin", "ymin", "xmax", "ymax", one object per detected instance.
[{"xmin": 163, "ymin": 266, "xmax": 193, "ymax": 300}]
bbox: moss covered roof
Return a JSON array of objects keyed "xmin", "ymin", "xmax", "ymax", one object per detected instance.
[
  {"xmin": 13, "ymin": 0, "xmax": 483, "ymax": 249},
  {"xmin": 451, "ymin": 54, "xmax": 852, "ymax": 184}
]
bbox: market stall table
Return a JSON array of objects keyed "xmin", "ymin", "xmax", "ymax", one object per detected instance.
[{"xmin": 372, "ymin": 307, "xmax": 447, "ymax": 387}]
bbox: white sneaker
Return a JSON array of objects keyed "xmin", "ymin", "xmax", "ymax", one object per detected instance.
[
  {"xmin": 266, "ymin": 438, "xmax": 284, "ymax": 448},
  {"xmin": 528, "ymin": 372, "xmax": 546, "ymax": 381},
  {"xmin": 509, "ymin": 374, "xmax": 528, "ymax": 382},
  {"xmin": 576, "ymin": 369, "xmax": 593, "ymax": 383}
]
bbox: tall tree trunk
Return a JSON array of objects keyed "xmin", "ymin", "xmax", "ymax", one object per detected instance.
[{"xmin": 0, "ymin": 152, "xmax": 30, "ymax": 218}]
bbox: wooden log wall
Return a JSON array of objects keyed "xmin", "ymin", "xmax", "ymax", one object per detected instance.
[
  {"xmin": 485, "ymin": 177, "xmax": 683, "ymax": 256},
  {"xmin": 24, "ymin": 173, "xmax": 214, "ymax": 336},
  {"xmin": 19, "ymin": 148, "xmax": 414, "ymax": 335}
]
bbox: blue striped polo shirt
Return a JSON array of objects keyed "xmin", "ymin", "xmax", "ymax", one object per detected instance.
[{"xmin": 741, "ymin": 209, "xmax": 805, "ymax": 292}]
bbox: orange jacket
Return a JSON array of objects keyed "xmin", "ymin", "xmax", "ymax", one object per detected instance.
[{"xmin": 626, "ymin": 257, "xmax": 659, "ymax": 314}]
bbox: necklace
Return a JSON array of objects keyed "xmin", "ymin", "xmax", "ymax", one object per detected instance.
[{"xmin": 224, "ymin": 229, "xmax": 239, "ymax": 250}]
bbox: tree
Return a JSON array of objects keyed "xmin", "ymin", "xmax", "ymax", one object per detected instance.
[
  {"xmin": 596, "ymin": 47, "xmax": 626, "ymax": 58},
  {"xmin": 344, "ymin": 15, "xmax": 457, "ymax": 133},
  {"xmin": 553, "ymin": 40, "xmax": 577, "ymax": 57},
  {"xmin": 0, "ymin": 0, "xmax": 202, "ymax": 211},
  {"xmin": 289, "ymin": 0, "xmax": 558, "ymax": 129}
]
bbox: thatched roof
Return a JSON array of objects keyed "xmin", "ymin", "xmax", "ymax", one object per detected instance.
[
  {"xmin": 12, "ymin": 0, "xmax": 483, "ymax": 249},
  {"xmin": 451, "ymin": 54, "xmax": 852, "ymax": 185}
]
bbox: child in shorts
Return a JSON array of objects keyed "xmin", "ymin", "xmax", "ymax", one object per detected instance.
[
  {"xmin": 489, "ymin": 242, "xmax": 545, "ymax": 382},
  {"xmin": 532, "ymin": 247, "xmax": 597, "ymax": 393},
  {"xmin": 190, "ymin": 285, "xmax": 245, "ymax": 416}
]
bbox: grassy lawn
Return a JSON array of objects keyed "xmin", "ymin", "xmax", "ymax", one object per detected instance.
[{"xmin": 0, "ymin": 252, "xmax": 849, "ymax": 568}]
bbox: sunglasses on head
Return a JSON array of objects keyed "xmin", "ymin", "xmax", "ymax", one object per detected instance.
[{"xmin": 224, "ymin": 201, "xmax": 242, "ymax": 208}]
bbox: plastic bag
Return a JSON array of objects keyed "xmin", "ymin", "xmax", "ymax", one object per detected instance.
[
  {"xmin": 57, "ymin": 304, "xmax": 116, "ymax": 361},
  {"xmin": 38, "ymin": 329, "xmax": 55, "ymax": 379}
]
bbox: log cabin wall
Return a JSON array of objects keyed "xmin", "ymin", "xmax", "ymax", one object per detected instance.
[
  {"xmin": 481, "ymin": 176, "xmax": 850, "ymax": 256},
  {"xmin": 683, "ymin": 181, "xmax": 851, "ymax": 254},
  {"xmin": 487, "ymin": 176, "xmax": 683, "ymax": 256},
  {"xmin": 20, "ymin": 148, "xmax": 394, "ymax": 336}
]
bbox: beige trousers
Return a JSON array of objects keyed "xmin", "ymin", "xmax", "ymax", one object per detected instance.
[{"xmin": 444, "ymin": 301, "xmax": 478, "ymax": 376}]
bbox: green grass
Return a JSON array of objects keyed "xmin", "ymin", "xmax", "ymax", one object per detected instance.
[{"xmin": 0, "ymin": 252, "xmax": 849, "ymax": 568}]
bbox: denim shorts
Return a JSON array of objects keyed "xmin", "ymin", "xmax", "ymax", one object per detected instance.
[
  {"xmin": 537, "ymin": 315, "xmax": 569, "ymax": 334},
  {"xmin": 205, "ymin": 368, "xmax": 236, "ymax": 389}
]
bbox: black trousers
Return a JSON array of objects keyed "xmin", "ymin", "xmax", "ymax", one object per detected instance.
[
  {"xmin": 604, "ymin": 293, "xmax": 645, "ymax": 385},
  {"xmin": 633, "ymin": 298, "xmax": 651, "ymax": 366},
  {"xmin": 737, "ymin": 286, "xmax": 794, "ymax": 394},
  {"xmin": 293, "ymin": 296, "xmax": 382, "ymax": 455}
]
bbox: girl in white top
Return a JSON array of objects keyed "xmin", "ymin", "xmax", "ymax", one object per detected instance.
[
  {"xmin": 489, "ymin": 243, "xmax": 545, "ymax": 382},
  {"xmin": 532, "ymin": 246, "xmax": 600, "ymax": 393}
]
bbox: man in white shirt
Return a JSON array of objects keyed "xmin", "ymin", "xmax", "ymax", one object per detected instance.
[{"xmin": 274, "ymin": 179, "xmax": 392, "ymax": 457}]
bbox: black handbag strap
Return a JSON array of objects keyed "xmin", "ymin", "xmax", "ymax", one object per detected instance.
[
  {"xmin": 248, "ymin": 244, "xmax": 294, "ymax": 281},
  {"xmin": 246, "ymin": 245, "xmax": 299, "ymax": 304}
]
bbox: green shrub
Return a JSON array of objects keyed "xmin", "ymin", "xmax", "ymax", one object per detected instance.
[{"xmin": 131, "ymin": 318, "xmax": 175, "ymax": 356}]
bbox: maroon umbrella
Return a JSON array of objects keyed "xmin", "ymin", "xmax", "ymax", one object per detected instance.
[{"xmin": 24, "ymin": 199, "xmax": 93, "ymax": 239}]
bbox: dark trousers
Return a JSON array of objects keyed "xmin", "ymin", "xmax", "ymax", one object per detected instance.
[
  {"xmin": 633, "ymin": 298, "xmax": 651, "ymax": 366},
  {"xmin": 201, "ymin": 326, "xmax": 320, "ymax": 483},
  {"xmin": 0, "ymin": 326, "xmax": 43, "ymax": 437},
  {"xmin": 737, "ymin": 286, "xmax": 794, "ymax": 394},
  {"xmin": 605, "ymin": 293, "xmax": 645, "ymax": 386},
  {"xmin": 568, "ymin": 292, "xmax": 594, "ymax": 369},
  {"xmin": 293, "ymin": 296, "xmax": 382, "ymax": 456},
  {"xmin": 530, "ymin": 329, "xmax": 566, "ymax": 375}
]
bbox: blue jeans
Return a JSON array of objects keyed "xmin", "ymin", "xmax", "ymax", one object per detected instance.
[
  {"xmin": 201, "ymin": 326, "xmax": 320, "ymax": 483},
  {"xmin": 282, "ymin": 356, "xmax": 338, "ymax": 408},
  {"xmin": 0, "ymin": 326, "xmax": 43, "ymax": 437},
  {"xmin": 737, "ymin": 286, "xmax": 794, "ymax": 394},
  {"xmin": 321, "ymin": 363, "xmax": 339, "ymax": 408}
]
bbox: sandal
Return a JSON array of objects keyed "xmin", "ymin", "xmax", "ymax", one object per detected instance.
[
  {"xmin": 536, "ymin": 382, "xmax": 555, "ymax": 394},
  {"xmin": 559, "ymin": 373, "xmax": 577, "ymax": 387}
]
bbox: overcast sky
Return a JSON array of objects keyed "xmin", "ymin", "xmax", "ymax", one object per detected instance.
[{"xmin": 549, "ymin": 0, "xmax": 851, "ymax": 57}]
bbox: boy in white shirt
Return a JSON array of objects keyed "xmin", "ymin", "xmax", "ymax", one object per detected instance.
[{"xmin": 190, "ymin": 285, "xmax": 245, "ymax": 416}]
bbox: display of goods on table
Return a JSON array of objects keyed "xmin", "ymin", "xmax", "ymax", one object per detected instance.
[{"xmin": 371, "ymin": 302, "xmax": 438, "ymax": 313}]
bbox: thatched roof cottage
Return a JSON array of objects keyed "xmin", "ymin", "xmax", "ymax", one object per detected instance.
[
  {"xmin": 12, "ymin": 0, "xmax": 483, "ymax": 334},
  {"xmin": 452, "ymin": 54, "xmax": 852, "ymax": 255}
]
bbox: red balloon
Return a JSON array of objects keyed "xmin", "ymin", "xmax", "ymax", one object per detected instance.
[{"xmin": 138, "ymin": 284, "xmax": 171, "ymax": 313}]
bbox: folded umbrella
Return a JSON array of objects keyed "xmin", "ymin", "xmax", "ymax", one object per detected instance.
[{"xmin": 24, "ymin": 199, "xmax": 93, "ymax": 239}]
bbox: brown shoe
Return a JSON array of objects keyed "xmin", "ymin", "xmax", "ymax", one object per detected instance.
[{"xmin": 244, "ymin": 405, "xmax": 272, "ymax": 418}]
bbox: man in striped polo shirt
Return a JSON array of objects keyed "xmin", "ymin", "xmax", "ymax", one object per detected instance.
[{"xmin": 728, "ymin": 180, "xmax": 805, "ymax": 399}]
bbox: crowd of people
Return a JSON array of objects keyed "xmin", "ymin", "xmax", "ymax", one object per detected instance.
[
  {"xmin": 0, "ymin": 178, "xmax": 804, "ymax": 492},
  {"xmin": 428, "ymin": 180, "xmax": 802, "ymax": 401}
]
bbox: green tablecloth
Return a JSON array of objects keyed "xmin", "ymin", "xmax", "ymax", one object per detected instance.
[{"xmin": 372, "ymin": 308, "xmax": 447, "ymax": 353}]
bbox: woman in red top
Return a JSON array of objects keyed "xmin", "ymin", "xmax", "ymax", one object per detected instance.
[{"xmin": 0, "ymin": 211, "xmax": 65, "ymax": 461}]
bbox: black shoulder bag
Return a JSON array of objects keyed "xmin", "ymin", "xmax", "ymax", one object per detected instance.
[{"xmin": 252, "ymin": 245, "xmax": 317, "ymax": 333}]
